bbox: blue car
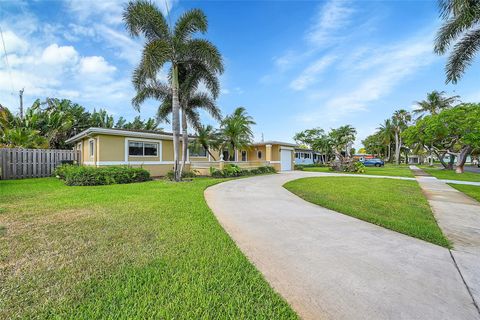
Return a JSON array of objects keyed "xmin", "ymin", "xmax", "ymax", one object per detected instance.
[{"xmin": 361, "ymin": 158, "xmax": 384, "ymax": 167}]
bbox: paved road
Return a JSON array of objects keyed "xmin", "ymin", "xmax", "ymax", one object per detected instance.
[{"xmin": 205, "ymin": 172, "xmax": 479, "ymax": 320}]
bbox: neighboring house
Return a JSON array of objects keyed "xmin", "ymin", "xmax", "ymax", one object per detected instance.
[
  {"xmin": 408, "ymin": 155, "xmax": 424, "ymax": 165},
  {"xmin": 352, "ymin": 153, "xmax": 375, "ymax": 162},
  {"xmin": 294, "ymin": 148, "xmax": 324, "ymax": 165},
  {"xmin": 65, "ymin": 128, "xmax": 295, "ymax": 176}
]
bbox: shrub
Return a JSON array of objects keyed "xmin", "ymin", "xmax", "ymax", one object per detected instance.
[
  {"xmin": 54, "ymin": 165, "xmax": 151, "ymax": 186},
  {"xmin": 165, "ymin": 170, "xmax": 198, "ymax": 181},
  {"xmin": 210, "ymin": 165, "xmax": 276, "ymax": 178},
  {"xmin": 331, "ymin": 160, "xmax": 366, "ymax": 173}
]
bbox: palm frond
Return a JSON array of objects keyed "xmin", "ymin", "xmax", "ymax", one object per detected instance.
[
  {"xmin": 445, "ymin": 27, "xmax": 480, "ymax": 83},
  {"xmin": 184, "ymin": 39, "xmax": 224, "ymax": 74},
  {"xmin": 123, "ymin": 0, "xmax": 170, "ymax": 40},
  {"xmin": 174, "ymin": 9, "xmax": 208, "ymax": 42},
  {"xmin": 188, "ymin": 91, "xmax": 222, "ymax": 121},
  {"xmin": 132, "ymin": 39, "xmax": 171, "ymax": 89}
]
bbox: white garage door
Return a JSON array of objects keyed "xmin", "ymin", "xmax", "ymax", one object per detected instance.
[{"xmin": 280, "ymin": 149, "xmax": 292, "ymax": 171}]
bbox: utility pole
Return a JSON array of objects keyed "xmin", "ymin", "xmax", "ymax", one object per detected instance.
[{"xmin": 19, "ymin": 88, "xmax": 24, "ymax": 119}]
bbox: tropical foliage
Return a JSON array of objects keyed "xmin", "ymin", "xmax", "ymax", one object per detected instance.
[
  {"xmin": 219, "ymin": 107, "xmax": 255, "ymax": 160},
  {"xmin": 0, "ymin": 99, "xmax": 159, "ymax": 149},
  {"xmin": 434, "ymin": 0, "xmax": 480, "ymax": 84}
]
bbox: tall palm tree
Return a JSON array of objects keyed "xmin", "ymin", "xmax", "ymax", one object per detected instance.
[
  {"xmin": 391, "ymin": 109, "xmax": 411, "ymax": 165},
  {"xmin": 220, "ymin": 107, "xmax": 256, "ymax": 160},
  {"xmin": 377, "ymin": 119, "xmax": 394, "ymax": 162},
  {"xmin": 124, "ymin": 1, "xmax": 223, "ymax": 181},
  {"xmin": 190, "ymin": 125, "xmax": 221, "ymax": 160},
  {"xmin": 413, "ymin": 90, "xmax": 459, "ymax": 119},
  {"xmin": 434, "ymin": 0, "xmax": 480, "ymax": 83}
]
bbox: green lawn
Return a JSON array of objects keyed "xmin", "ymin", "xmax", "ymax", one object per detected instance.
[
  {"xmin": 284, "ymin": 177, "xmax": 449, "ymax": 248},
  {"xmin": 0, "ymin": 178, "xmax": 297, "ymax": 319},
  {"xmin": 448, "ymin": 184, "xmax": 480, "ymax": 202},
  {"xmin": 419, "ymin": 166, "xmax": 480, "ymax": 182},
  {"xmin": 303, "ymin": 164, "xmax": 414, "ymax": 178}
]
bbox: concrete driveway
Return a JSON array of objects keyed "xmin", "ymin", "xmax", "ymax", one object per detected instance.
[{"xmin": 204, "ymin": 172, "xmax": 479, "ymax": 320}]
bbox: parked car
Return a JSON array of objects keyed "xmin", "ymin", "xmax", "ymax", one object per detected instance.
[{"xmin": 361, "ymin": 158, "xmax": 385, "ymax": 167}]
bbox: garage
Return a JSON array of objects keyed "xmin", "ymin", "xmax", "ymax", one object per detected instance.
[{"xmin": 280, "ymin": 149, "xmax": 293, "ymax": 171}]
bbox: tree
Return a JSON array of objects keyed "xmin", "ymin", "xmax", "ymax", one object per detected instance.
[
  {"xmin": 403, "ymin": 104, "xmax": 480, "ymax": 173},
  {"xmin": 413, "ymin": 90, "xmax": 459, "ymax": 119},
  {"xmin": 362, "ymin": 132, "xmax": 384, "ymax": 157},
  {"xmin": 220, "ymin": 107, "xmax": 255, "ymax": 160},
  {"xmin": 124, "ymin": 1, "xmax": 223, "ymax": 181},
  {"xmin": 329, "ymin": 125, "xmax": 356, "ymax": 162},
  {"xmin": 139, "ymin": 63, "xmax": 222, "ymax": 172},
  {"xmin": 377, "ymin": 119, "xmax": 394, "ymax": 161},
  {"xmin": 293, "ymin": 128, "xmax": 325, "ymax": 148},
  {"xmin": 434, "ymin": 0, "xmax": 480, "ymax": 83},
  {"xmin": 190, "ymin": 125, "xmax": 221, "ymax": 160},
  {"xmin": 391, "ymin": 109, "xmax": 411, "ymax": 165}
]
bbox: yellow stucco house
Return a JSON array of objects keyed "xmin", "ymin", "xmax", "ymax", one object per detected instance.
[{"xmin": 66, "ymin": 127, "xmax": 295, "ymax": 176}]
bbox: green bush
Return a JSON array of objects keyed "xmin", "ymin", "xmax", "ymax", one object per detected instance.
[
  {"xmin": 210, "ymin": 165, "xmax": 276, "ymax": 178},
  {"xmin": 165, "ymin": 170, "xmax": 198, "ymax": 181},
  {"xmin": 54, "ymin": 165, "xmax": 151, "ymax": 186}
]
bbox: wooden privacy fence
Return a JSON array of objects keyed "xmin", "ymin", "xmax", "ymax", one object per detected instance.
[{"xmin": 0, "ymin": 148, "xmax": 81, "ymax": 180}]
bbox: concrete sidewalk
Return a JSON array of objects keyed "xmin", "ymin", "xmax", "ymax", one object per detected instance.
[
  {"xmin": 411, "ymin": 165, "xmax": 480, "ymax": 311},
  {"xmin": 205, "ymin": 172, "xmax": 479, "ymax": 319}
]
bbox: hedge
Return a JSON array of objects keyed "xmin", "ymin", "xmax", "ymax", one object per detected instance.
[
  {"xmin": 54, "ymin": 165, "xmax": 151, "ymax": 186},
  {"xmin": 209, "ymin": 164, "xmax": 276, "ymax": 178}
]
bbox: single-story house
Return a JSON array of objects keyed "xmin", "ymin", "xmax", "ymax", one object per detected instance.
[
  {"xmin": 294, "ymin": 148, "xmax": 324, "ymax": 165},
  {"xmin": 65, "ymin": 127, "xmax": 295, "ymax": 176}
]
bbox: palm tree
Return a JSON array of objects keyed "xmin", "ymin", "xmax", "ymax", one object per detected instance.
[
  {"xmin": 190, "ymin": 125, "xmax": 221, "ymax": 160},
  {"xmin": 413, "ymin": 91, "xmax": 459, "ymax": 119},
  {"xmin": 391, "ymin": 109, "xmax": 411, "ymax": 165},
  {"xmin": 434, "ymin": 0, "xmax": 480, "ymax": 83},
  {"xmin": 124, "ymin": 1, "xmax": 223, "ymax": 181},
  {"xmin": 377, "ymin": 119, "xmax": 394, "ymax": 162},
  {"xmin": 220, "ymin": 107, "xmax": 256, "ymax": 161}
]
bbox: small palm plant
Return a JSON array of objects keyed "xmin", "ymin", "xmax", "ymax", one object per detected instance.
[
  {"xmin": 190, "ymin": 125, "xmax": 222, "ymax": 160},
  {"xmin": 220, "ymin": 107, "xmax": 256, "ymax": 161}
]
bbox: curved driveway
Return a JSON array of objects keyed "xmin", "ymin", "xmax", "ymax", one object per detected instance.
[{"xmin": 204, "ymin": 172, "xmax": 479, "ymax": 320}]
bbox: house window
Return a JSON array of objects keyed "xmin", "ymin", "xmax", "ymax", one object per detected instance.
[
  {"xmin": 257, "ymin": 151, "xmax": 262, "ymax": 159},
  {"xmin": 241, "ymin": 150, "xmax": 247, "ymax": 161},
  {"xmin": 305, "ymin": 153, "xmax": 311, "ymax": 159},
  {"xmin": 89, "ymin": 140, "xmax": 94, "ymax": 157},
  {"xmin": 128, "ymin": 141, "xmax": 158, "ymax": 156},
  {"xmin": 189, "ymin": 146, "xmax": 207, "ymax": 157},
  {"xmin": 295, "ymin": 152, "xmax": 299, "ymax": 159},
  {"xmin": 222, "ymin": 150, "xmax": 233, "ymax": 161}
]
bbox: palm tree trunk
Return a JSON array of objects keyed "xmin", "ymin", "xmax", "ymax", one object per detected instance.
[
  {"xmin": 171, "ymin": 64, "xmax": 181, "ymax": 181},
  {"xmin": 394, "ymin": 132, "xmax": 400, "ymax": 165},
  {"xmin": 204, "ymin": 146, "xmax": 216, "ymax": 161},
  {"xmin": 180, "ymin": 106, "xmax": 188, "ymax": 174}
]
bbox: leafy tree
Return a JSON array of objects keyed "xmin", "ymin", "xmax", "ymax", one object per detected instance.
[
  {"xmin": 403, "ymin": 104, "xmax": 480, "ymax": 173},
  {"xmin": 391, "ymin": 109, "xmax": 411, "ymax": 165},
  {"xmin": 329, "ymin": 125, "xmax": 356, "ymax": 162},
  {"xmin": 124, "ymin": 1, "xmax": 223, "ymax": 181},
  {"xmin": 220, "ymin": 107, "xmax": 255, "ymax": 160},
  {"xmin": 293, "ymin": 128, "xmax": 325, "ymax": 148},
  {"xmin": 362, "ymin": 132, "xmax": 385, "ymax": 157},
  {"xmin": 434, "ymin": 0, "xmax": 480, "ymax": 83},
  {"xmin": 413, "ymin": 90, "xmax": 459, "ymax": 119}
]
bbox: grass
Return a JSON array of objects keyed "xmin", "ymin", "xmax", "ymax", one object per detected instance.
[
  {"xmin": 302, "ymin": 164, "xmax": 414, "ymax": 178},
  {"xmin": 418, "ymin": 166, "xmax": 480, "ymax": 182},
  {"xmin": 284, "ymin": 177, "xmax": 450, "ymax": 248},
  {"xmin": 448, "ymin": 184, "xmax": 480, "ymax": 202},
  {"xmin": 0, "ymin": 178, "xmax": 297, "ymax": 319}
]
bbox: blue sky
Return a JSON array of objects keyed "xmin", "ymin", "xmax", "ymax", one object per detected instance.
[{"xmin": 1, "ymin": 0, "xmax": 479, "ymax": 147}]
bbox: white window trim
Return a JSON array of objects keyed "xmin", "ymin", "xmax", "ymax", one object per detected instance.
[
  {"xmin": 125, "ymin": 138, "xmax": 162, "ymax": 161},
  {"xmin": 88, "ymin": 139, "xmax": 95, "ymax": 158}
]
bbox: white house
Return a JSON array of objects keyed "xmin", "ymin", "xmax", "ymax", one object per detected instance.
[{"xmin": 294, "ymin": 148, "xmax": 324, "ymax": 165}]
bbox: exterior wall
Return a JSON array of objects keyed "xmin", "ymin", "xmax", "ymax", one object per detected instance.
[{"xmin": 98, "ymin": 135, "xmax": 124, "ymax": 161}]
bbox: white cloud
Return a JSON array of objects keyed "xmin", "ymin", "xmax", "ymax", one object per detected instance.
[
  {"xmin": 1, "ymin": 30, "xmax": 29, "ymax": 54},
  {"xmin": 306, "ymin": 0, "xmax": 355, "ymax": 46},
  {"xmin": 41, "ymin": 44, "xmax": 79, "ymax": 65},
  {"xmin": 290, "ymin": 55, "xmax": 336, "ymax": 90},
  {"xmin": 79, "ymin": 56, "xmax": 116, "ymax": 75}
]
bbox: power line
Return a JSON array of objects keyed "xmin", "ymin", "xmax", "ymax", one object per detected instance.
[{"xmin": 0, "ymin": 24, "xmax": 15, "ymax": 95}]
